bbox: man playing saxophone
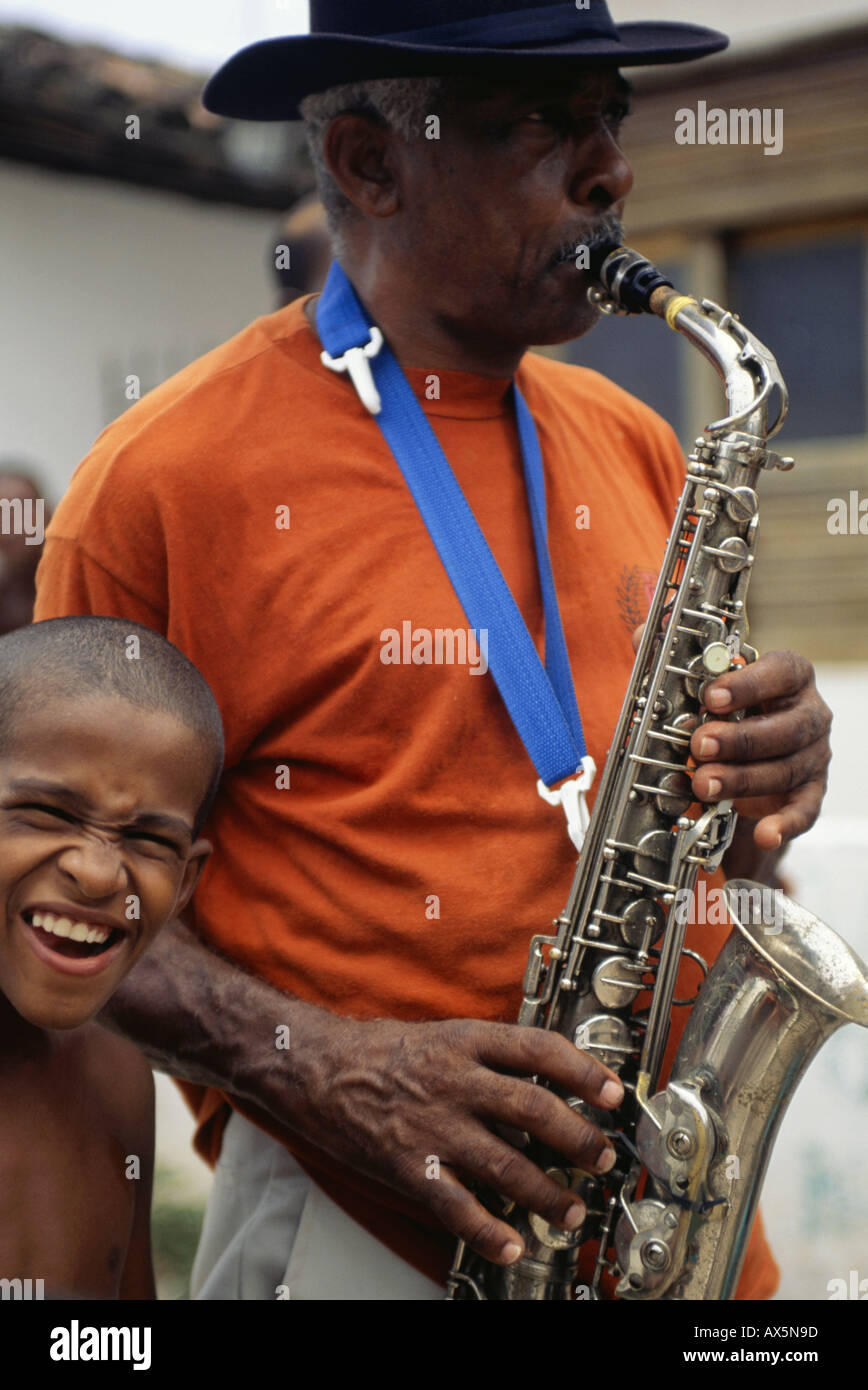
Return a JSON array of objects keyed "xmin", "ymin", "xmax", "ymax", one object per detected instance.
[{"xmin": 34, "ymin": 1, "xmax": 833, "ymax": 1299}]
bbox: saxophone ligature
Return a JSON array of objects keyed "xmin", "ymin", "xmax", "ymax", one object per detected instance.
[{"xmin": 445, "ymin": 245, "xmax": 868, "ymax": 1301}]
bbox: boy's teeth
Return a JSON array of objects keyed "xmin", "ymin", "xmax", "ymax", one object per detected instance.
[{"xmin": 29, "ymin": 910, "xmax": 111, "ymax": 945}]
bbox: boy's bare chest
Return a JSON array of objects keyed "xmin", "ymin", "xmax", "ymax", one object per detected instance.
[{"xmin": 0, "ymin": 1059, "xmax": 135, "ymax": 1297}]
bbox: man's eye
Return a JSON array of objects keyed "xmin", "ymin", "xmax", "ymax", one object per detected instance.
[
  {"xmin": 522, "ymin": 110, "xmax": 562, "ymax": 127},
  {"xmin": 520, "ymin": 106, "xmax": 629, "ymax": 136},
  {"xmin": 604, "ymin": 103, "xmax": 631, "ymax": 132}
]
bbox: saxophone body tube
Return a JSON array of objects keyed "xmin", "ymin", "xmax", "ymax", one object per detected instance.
[{"xmin": 445, "ymin": 246, "xmax": 865, "ymax": 1302}]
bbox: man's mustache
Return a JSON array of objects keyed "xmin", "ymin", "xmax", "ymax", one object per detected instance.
[{"xmin": 549, "ymin": 213, "xmax": 625, "ymax": 269}]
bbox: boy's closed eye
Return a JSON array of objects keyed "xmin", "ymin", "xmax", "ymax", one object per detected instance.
[
  {"xmin": 10, "ymin": 800, "xmax": 79, "ymax": 828},
  {"xmin": 9, "ymin": 801, "xmax": 185, "ymax": 859}
]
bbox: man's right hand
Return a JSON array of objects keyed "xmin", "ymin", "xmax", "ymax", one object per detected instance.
[
  {"xmin": 290, "ymin": 1015, "xmax": 623, "ymax": 1266},
  {"xmin": 101, "ymin": 919, "xmax": 622, "ymax": 1267}
]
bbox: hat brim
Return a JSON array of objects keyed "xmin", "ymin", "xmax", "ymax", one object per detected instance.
[{"xmin": 203, "ymin": 24, "xmax": 729, "ymax": 122}]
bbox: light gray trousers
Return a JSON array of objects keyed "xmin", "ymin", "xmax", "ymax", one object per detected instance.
[{"xmin": 191, "ymin": 1109, "xmax": 443, "ymax": 1301}]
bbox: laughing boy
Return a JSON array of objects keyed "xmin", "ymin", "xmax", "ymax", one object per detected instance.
[{"xmin": 0, "ymin": 616, "xmax": 222, "ymax": 1298}]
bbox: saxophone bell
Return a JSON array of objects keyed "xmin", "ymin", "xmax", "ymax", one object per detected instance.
[{"xmin": 615, "ymin": 879, "xmax": 868, "ymax": 1300}]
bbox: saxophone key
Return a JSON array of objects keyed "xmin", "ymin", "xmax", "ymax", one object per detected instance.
[
  {"xmin": 614, "ymin": 1199, "xmax": 680, "ymax": 1296},
  {"xmin": 632, "ymin": 828, "xmax": 673, "ymax": 877},
  {"xmin": 591, "ymin": 954, "xmax": 647, "ymax": 1009},
  {"xmin": 701, "ymin": 641, "xmax": 732, "ymax": 674},
  {"xmin": 725, "ymin": 485, "xmax": 758, "ymax": 522},
  {"xmin": 653, "ymin": 770, "xmax": 693, "ymax": 818},
  {"xmin": 621, "ymin": 896, "xmax": 666, "ymax": 948},
  {"xmin": 527, "ymin": 1168, "xmax": 589, "ymax": 1249},
  {"xmin": 701, "ymin": 535, "xmax": 753, "ymax": 572},
  {"xmin": 573, "ymin": 1013, "xmax": 633, "ymax": 1071}
]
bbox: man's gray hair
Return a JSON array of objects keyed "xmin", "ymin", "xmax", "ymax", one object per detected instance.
[{"xmin": 300, "ymin": 76, "xmax": 445, "ymax": 255}]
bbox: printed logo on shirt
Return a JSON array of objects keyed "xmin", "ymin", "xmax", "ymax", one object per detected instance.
[
  {"xmin": 379, "ymin": 622, "xmax": 489, "ymax": 675},
  {"xmin": 616, "ymin": 566, "xmax": 657, "ymax": 633}
]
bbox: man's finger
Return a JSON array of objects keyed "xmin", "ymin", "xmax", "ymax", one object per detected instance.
[
  {"xmin": 427, "ymin": 1170, "xmax": 527, "ymax": 1266},
  {"xmin": 691, "ymin": 700, "xmax": 830, "ymax": 765},
  {"xmin": 481, "ymin": 1076, "xmax": 616, "ymax": 1174},
  {"xmin": 690, "ymin": 741, "xmax": 829, "ymax": 805},
  {"xmin": 472, "ymin": 1023, "xmax": 624, "ymax": 1108},
  {"xmin": 752, "ymin": 781, "xmax": 827, "ymax": 847},
  {"xmin": 460, "ymin": 1136, "xmax": 590, "ymax": 1231},
  {"xmin": 703, "ymin": 649, "xmax": 812, "ymax": 714}
]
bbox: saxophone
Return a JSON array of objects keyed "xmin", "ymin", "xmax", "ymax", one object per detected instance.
[{"xmin": 445, "ymin": 246, "xmax": 868, "ymax": 1301}]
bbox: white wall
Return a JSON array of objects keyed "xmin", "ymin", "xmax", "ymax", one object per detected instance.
[{"xmin": 0, "ymin": 159, "xmax": 280, "ymax": 500}]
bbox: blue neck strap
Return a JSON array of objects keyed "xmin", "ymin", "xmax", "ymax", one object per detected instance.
[{"xmin": 314, "ymin": 262, "xmax": 595, "ymax": 839}]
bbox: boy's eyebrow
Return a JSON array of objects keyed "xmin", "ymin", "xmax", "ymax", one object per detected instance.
[{"xmin": 5, "ymin": 778, "xmax": 193, "ymax": 838}]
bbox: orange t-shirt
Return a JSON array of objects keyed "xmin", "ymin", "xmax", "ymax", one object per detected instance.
[{"xmin": 34, "ymin": 293, "xmax": 778, "ymax": 1299}]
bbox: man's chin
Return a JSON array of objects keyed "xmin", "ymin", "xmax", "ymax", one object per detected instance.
[
  {"xmin": 527, "ymin": 260, "xmax": 604, "ymax": 336},
  {"xmin": 531, "ymin": 292, "xmax": 603, "ymax": 348}
]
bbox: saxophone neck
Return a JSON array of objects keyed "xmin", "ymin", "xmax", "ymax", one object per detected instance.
[{"xmin": 590, "ymin": 244, "xmax": 793, "ymax": 456}]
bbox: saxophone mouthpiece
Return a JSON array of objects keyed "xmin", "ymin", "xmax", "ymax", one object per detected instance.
[
  {"xmin": 590, "ymin": 244, "xmax": 676, "ymax": 316},
  {"xmin": 587, "ymin": 239, "xmax": 622, "ymax": 281}
]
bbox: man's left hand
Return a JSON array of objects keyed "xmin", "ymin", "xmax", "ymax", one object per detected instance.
[{"xmin": 688, "ymin": 650, "xmax": 832, "ymax": 851}]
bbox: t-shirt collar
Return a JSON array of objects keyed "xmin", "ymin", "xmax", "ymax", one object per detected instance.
[{"xmin": 403, "ymin": 366, "xmax": 513, "ymax": 419}]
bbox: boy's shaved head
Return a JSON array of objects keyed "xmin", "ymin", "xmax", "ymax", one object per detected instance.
[{"xmin": 0, "ymin": 618, "xmax": 224, "ymax": 836}]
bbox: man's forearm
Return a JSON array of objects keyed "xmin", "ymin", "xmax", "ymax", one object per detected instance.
[{"xmin": 99, "ymin": 917, "xmax": 337, "ymax": 1134}]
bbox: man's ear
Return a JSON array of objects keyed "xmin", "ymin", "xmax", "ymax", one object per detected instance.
[
  {"xmin": 175, "ymin": 838, "xmax": 211, "ymax": 916},
  {"xmin": 323, "ymin": 112, "xmax": 400, "ymax": 220}
]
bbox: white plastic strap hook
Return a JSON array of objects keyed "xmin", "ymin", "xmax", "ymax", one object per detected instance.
[
  {"xmin": 537, "ymin": 755, "xmax": 597, "ymax": 854},
  {"xmin": 321, "ymin": 327, "xmax": 384, "ymax": 415}
]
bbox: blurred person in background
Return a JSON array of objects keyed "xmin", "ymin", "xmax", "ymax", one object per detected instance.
[
  {"xmin": 0, "ymin": 466, "xmax": 50, "ymax": 635},
  {"xmin": 271, "ymin": 192, "xmax": 332, "ymax": 307}
]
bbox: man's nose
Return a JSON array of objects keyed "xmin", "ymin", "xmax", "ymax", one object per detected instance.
[
  {"xmin": 568, "ymin": 127, "xmax": 634, "ymax": 211},
  {"xmin": 57, "ymin": 837, "xmax": 126, "ymax": 897}
]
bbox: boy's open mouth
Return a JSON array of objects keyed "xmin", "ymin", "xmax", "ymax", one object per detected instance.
[{"xmin": 21, "ymin": 908, "xmax": 123, "ymax": 960}]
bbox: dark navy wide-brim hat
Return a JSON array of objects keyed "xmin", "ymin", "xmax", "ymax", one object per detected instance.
[{"xmin": 204, "ymin": 0, "xmax": 729, "ymax": 122}]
